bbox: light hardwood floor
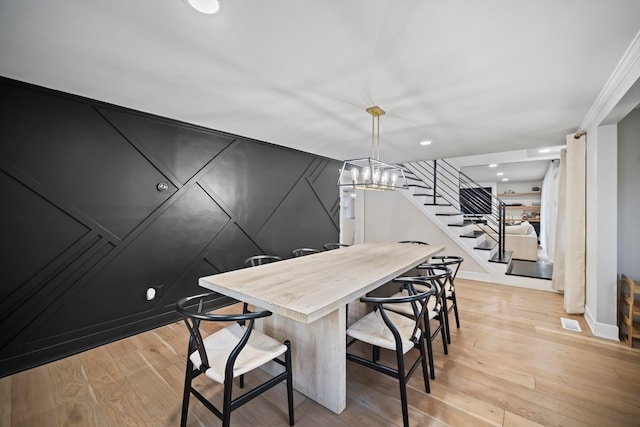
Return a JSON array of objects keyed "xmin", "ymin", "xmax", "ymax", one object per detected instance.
[{"xmin": 2, "ymin": 278, "xmax": 640, "ymax": 427}]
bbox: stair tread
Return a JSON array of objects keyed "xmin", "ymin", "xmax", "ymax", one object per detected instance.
[
  {"xmin": 448, "ymin": 220, "xmax": 474, "ymax": 227},
  {"xmin": 436, "ymin": 212, "xmax": 463, "ymax": 216},
  {"xmin": 460, "ymin": 230, "xmax": 485, "ymax": 238},
  {"xmin": 474, "ymin": 240, "xmax": 497, "ymax": 250},
  {"xmin": 424, "ymin": 203, "xmax": 452, "ymax": 206}
]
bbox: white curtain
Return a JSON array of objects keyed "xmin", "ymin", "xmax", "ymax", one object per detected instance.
[
  {"xmin": 551, "ymin": 134, "xmax": 586, "ymax": 314},
  {"xmin": 540, "ymin": 159, "xmax": 559, "ymax": 262}
]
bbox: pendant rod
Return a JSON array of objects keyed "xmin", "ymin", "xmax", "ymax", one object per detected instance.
[{"xmin": 366, "ymin": 105, "xmax": 385, "ymax": 161}]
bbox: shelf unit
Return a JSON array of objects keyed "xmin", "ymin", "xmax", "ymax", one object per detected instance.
[{"xmin": 500, "ymin": 192, "xmax": 541, "ymax": 222}]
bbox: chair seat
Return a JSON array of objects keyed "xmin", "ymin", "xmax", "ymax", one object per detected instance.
[
  {"xmin": 347, "ymin": 309, "xmax": 420, "ymax": 354},
  {"xmin": 190, "ymin": 323, "xmax": 288, "ymax": 383},
  {"xmin": 384, "ymin": 289, "xmax": 440, "ymax": 320}
]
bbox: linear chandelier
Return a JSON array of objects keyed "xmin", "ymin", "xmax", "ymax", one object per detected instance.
[{"xmin": 337, "ymin": 106, "xmax": 408, "ymax": 191}]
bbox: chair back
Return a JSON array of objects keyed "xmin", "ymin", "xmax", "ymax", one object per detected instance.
[
  {"xmin": 323, "ymin": 243, "xmax": 350, "ymax": 250},
  {"xmin": 243, "ymin": 255, "xmax": 283, "ymax": 268},
  {"xmin": 393, "ymin": 268, "xmax": 450, "ymax": 309},
  {"xmin": 360, "ymin": 281, "xmax": 436, "ymax": 348},
  {"xmin": 176, "ymin": 293, "xmax": 272, "ymax": 372},
  {"xmin": 418, "ymin": 256, "xmax": 463, "ymax": 279},
  {"xmin": 291, "ymin": 248, "xmax": 320, "ymax": 257}
]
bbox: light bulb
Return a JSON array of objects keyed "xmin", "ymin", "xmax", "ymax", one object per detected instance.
[
  {"xmin": 381, "ymin": 171, "xmax": 389, "ymax": 185},
  {"xmin": 350, "ymin": 167, "xmax": 359, "ymax": 183},
  {"xmin": 372, "ymin": 169, "xmax": 381, "ymax": 183},
  {"xmin": 362, "ymin": 166, "xmax": 371, "ymax": 181},
  {"xmin": 391, "ymin": 172, "xmax": 398, "ymax": 186}
]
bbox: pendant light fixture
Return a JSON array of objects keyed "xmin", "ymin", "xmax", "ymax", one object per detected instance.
[{"xmin": 337, "ymin": 106, "xmax": 408, "ymax": 191}]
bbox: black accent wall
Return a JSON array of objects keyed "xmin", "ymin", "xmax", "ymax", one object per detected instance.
[{"xmin": 0, "ymin": 78, "xmax": 341, "ymax": 377}]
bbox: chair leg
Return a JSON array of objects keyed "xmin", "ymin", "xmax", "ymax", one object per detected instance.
[
  {"xmin": 424, "ymin": 318, "xmax": 435, "ymax": 380},
  {"xmin": 440, "ymin": 312, "xmax": 448, "ymax": 355},
  {"xmin": 372, "ymin": 345, "xmax": 381, "ymax": 362},
  {"xmin": 418, "ymin": 340, "xmax": 430, "ymax": 394},
  {"xmin": 441, "ymin": 293, "xmax": 451, "ymax": 346},
  {"xmin": 451, "ymin": 292, "xmax": 460, "ymax": 328},
  {"xmin": 180, "ymin": 359, "xmax": 195, "ymax": 427},
  {"xmin": 222, "ymin": 374, "xmax": 233, "ymax": 427},
  {"xmin": 442, "ymin": 298, "xmax": 451, "ymax": 345},
  {"xmin": 395, "ymin": 346, "xmax": 409, "ymax": 427},
  {"xmin": 284, "ymin": 341, "xmax": 295, "ymax": 426}
]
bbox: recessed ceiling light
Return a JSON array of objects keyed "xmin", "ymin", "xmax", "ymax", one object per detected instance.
[
  {"xmin": 488, "ymin": 164, "xmax": 497, "ymax": 168},
  {"xmin": 502, "ymin": 178, "xmax": 509, "ymax": 181},
  {"xmin": 419, "ymin": 140, "xmax": 432, "ymax": 146},
  {"xmin": 496, "ymin": 172, "xmax": 504, "ymax": 176},
  {"xmin": 185, "ymin": 0, "xmax": 221, "ymax": 14},
  {"xmin": 539, "ymin": 148, "xmax": 551, "ymax": 153}
]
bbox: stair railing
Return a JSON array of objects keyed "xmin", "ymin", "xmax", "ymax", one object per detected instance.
[{"xmin": 403, "ymin": 159, "xmax": 507, "ymax": 261}]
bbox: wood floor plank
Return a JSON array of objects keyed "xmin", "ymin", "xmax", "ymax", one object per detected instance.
[
  {"xmin": 0, "ymin": 375, "xmax": 12, "ymax": 427},
  {"xmin": 503, "ymin": 411, "xmax": 544, "ymax": 427},
  {"xmin": 10, "ymin": 365, "xmax": 58, "ymax": 427},
  {"xmin": 80, "ymin": 345, "xmax": 152, "ymax": 426},
  {"xmin": 4, "ymin": 278, "xmax": 640, "ymax": 426},
  {"xmin": 47, "ymin": 357, "xmax": 109, "ymax": 427}
]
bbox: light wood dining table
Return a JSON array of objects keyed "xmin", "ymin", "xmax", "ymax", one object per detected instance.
[{"xmin": 198, "ymin": 241, "xmax": 444, "ymax": 414}]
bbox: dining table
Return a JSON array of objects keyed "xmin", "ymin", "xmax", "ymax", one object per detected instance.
[{"xmin": 198, "ymin": 241, "xmax": 444, "ymax": 414}]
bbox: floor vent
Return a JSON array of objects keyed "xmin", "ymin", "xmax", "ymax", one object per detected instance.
[{"xmin": 560, "ymin": 317, "xmax": 582, "ymax": 332}]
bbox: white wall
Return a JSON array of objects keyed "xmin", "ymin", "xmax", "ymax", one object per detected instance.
[
  {"xmin": 585, "ymin": 125, "xmax": 619, "ymax": 340},
  {"xmin": 357, "ymin": 189, "xmax": 486, "ymax": 274},
  {"xmin": 617, "ymin": 108, "xmax": 640, "ymax": 280}
]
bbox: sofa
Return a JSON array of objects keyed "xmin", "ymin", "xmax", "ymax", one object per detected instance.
[{"xmin": 478, "ymin": 221, "xmax": 538, "ymax": 261}]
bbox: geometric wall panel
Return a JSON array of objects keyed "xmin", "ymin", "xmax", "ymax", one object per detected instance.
[
  {"xmin": 36, "ymin": 184, "xmax": 230, "ymax": 337},
  {"xmin": 0, "ymin": 83, "xmax": 177, "ymax": 240},
  {"xmin": 200, "ymin": 138, "xmax": 314, "ymax": 236},
  {"xmin": 257, "ymin": 170, "xmax": 340, "ymax": 258},
  {"xmin": 0, "ymin": 170, "xmax": 90, "ymax": 303},
  {"xmin": 98, "ymin": 107, "xmax": 234, "ymax": 185},
  {"xmin": 201, "ymin": 221, "xmax": 264, "ymax": 273},
  {"xmin": 0, "ymin": 77, "xmax": 341, "ymax": 377}
]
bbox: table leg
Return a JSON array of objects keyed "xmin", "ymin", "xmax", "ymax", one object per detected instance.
[{"xmin": 258, "ymin": 306, "xmax": 346, "ymax": 414}]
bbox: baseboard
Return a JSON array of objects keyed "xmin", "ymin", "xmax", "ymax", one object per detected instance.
[
  {"xmin": 457, "ymin": 270, "xmax": 493, "ymax": 283},
  {"xmin": 584, "ymin": 305, "xmax": 620, "ymax": 341},
  {"xmin": 458, "ymin": 270, "xmax": 555, "ymax": 292}
]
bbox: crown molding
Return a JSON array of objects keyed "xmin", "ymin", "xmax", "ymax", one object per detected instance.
[{"xmin": 579, "ymin": 29, "xmax": 640, "ymax": 131}]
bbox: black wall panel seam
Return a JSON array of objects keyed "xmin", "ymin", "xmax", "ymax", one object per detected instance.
[
  {"xmin": 95, "ymin": 106, "xmax": 186, "ymax": 190},
  {"xmin": 195, "ymin": 180, "xmax": 267, "ymax": 255},
  {"xmin": 304, "ymin": 176, "xmax": 340, "ymax": 232},
  {"xmin": 330, "ymin": 198, "xmax": 340, "ymax": 218},
  {"xmin": 97, "ymin": 139, "xmax": 236, "ymax": 253},
  {"xmin": 0, "ymin": 235, "xmax": 112, "ymax": 352},
  {"xmin": 0, "ymin": 158, "xmax": 121, "ymax": 243},
  {"xmin": 307, "ymin": 158, "xmax": 324, "ymax": 183},
  {"xmin": 3, "ymin": 239, "xmax": 116, "ymax": 352},
  {"xmin": 254, "ymin": 158, "xmax": 316, "ymax": 237}
]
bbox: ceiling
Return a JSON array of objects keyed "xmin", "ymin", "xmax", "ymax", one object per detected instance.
[
  {"xmin": 461, "ymin": 159, "xmax": 551, "ymax": 183},
  {"xmin": 1, "ymin": 1, "xmax": 639, "ymax": 165}
]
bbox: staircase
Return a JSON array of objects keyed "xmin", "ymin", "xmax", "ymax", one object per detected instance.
[{"xmin": 400, "ymin": 160, "xmax": 513, "ymax": 275}]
